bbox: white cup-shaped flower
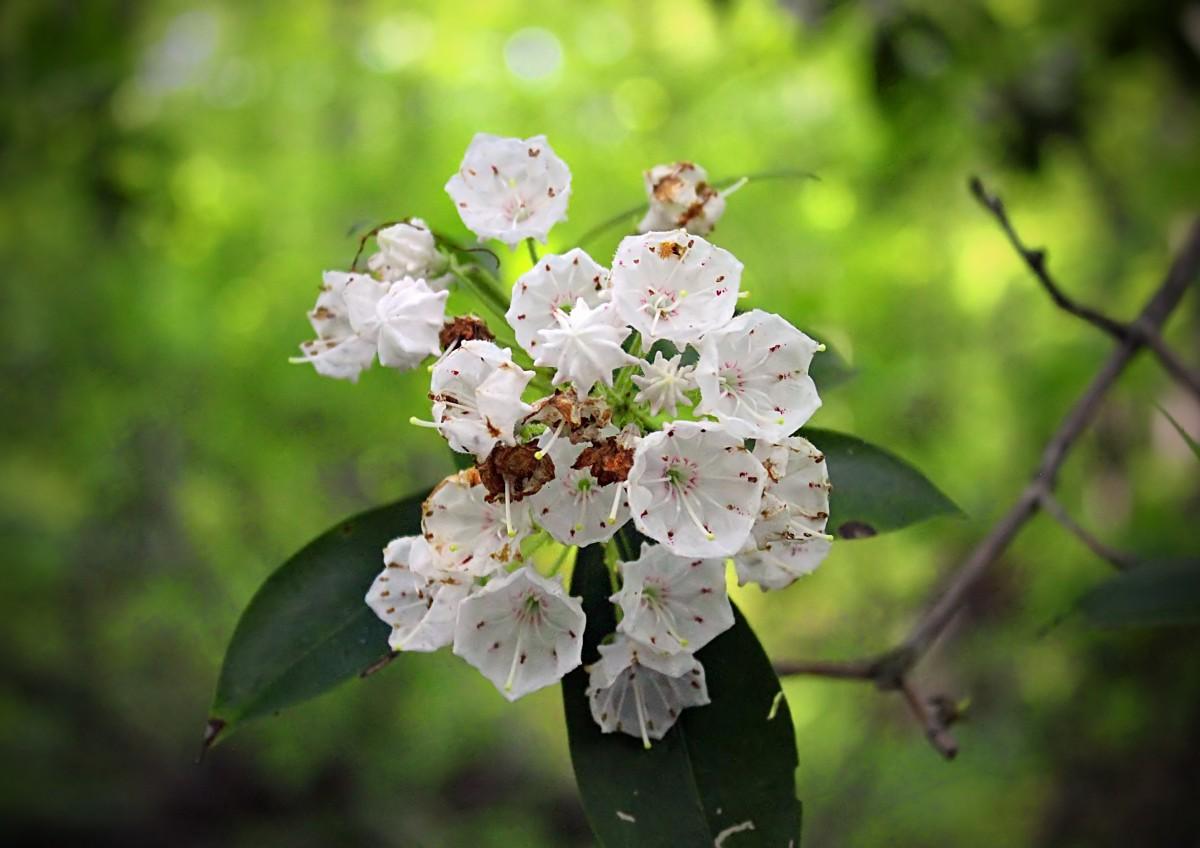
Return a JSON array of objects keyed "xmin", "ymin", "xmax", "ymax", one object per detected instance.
[
  {"xmin": 694, "ymin": 309, "xmax": 823, "ymax": 441},
  {"xmin": 445, "ymin": 133, "xmax": 571, "ymax": 246},
  {"xmin": 453, "ymin": 566, "xmax": 585, "ymax": 701},
  {"xmin": 506, "ymin": 248, "xmax": 609, "ymax": 357},
  {"xmin": 610, "ymin": 229, "xmax": 742, "ymax": 346},
  {"xmin": 367, "ymin": 218, "xmax": 450, "ymax": 289},
  {"xmin": 632, "ymin": 350, "xmax": 696, "ymax": 417},
  {"xmin": 638, "ymin": 162, "xmax": 727, "ymax": 236},
  {"xmin": 422, "ymin": 468, "xmax": 532, "ymax": 576},
  {"xmin": 422, "ymin": 340, "xmax": 534, "ymax": 459},
  {"xmin": 294, "ymin": 270, "xmax": 380, "ymax": 382},
  {"xmin": 626, "ymin": 421, "xmax": 765, "ymax": 557},
  {"xmin": 370, "ymin": 277, "xmax": 449, "ymax": 371},
  {"xmin": 526, "ymin": 436, "xmax": 630, "ymax": 546},
  {"xmin": 612, "ymin": 542, "xmax": 733, "ymax": 654},
  {"xmin": 365, "ymin": 535, "xmax": 472, "ymax": 653},
  {"xmin": 586, "ymin": 634, "xmax": 709, "ymax": 748},
  {"xmin": 736, "ymin": 436, "xmax": 834, "ymax": 589},
  {"xmin": 533, "ymin": 299, "xmax": 638, "ymax": 396},
  {"xmin": 735, "ymin": 537, "xmax": 833, "ymax": 592}
]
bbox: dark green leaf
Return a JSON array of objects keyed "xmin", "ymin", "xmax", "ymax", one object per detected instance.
[
  {"xmin": 206, "ymin": 493, "xmax": 424, "ymax": 746},
  {"xmin": 1079, "ymin": 561, "xmax": 1200, "ymax": 628},
  {"xmin": 807, "ymin": 334, "xmax": 855, "ymax": 390},
  {"xmin": 563, "ymin": 543, "xmax": 801, "ymax": 847},
  {"xmin": 801, "ymin": 428, "xmax": 961, "ymax": 539}
]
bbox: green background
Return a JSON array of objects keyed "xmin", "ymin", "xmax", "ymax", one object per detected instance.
[{"xmin": 3, "ymin": 0, "xmax": 1198, "ymax": 845}]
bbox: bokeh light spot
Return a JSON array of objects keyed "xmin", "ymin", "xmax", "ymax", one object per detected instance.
[{"xmin": 504, "ymin": 28, "xmax": 563, "ymax": 81}]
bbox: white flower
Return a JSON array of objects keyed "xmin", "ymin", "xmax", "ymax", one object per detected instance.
[
  {"xmin": 445, "ymin": 133, "xmax": 571, "ymax": 246},
  {"xmin": 295, "ymin": 271, "xmax": 380, "ymax": 381},
  {"xmin": 586, "ymin": 634, "xmax": 709, "ymax": 747},
  {"xmin": 735, "ymin": 537, "xmax": 832, "ymax": 592},
  {"xmin": 365, "ymin": 535, "xmax": 471, "ymax": 652},
  {"xmin": 421, "ymin": 340, "xmax": 534, "ymax": 459},
  {"xmin": 453, "ymin": 566, "xmax": 585, "ymax": 701},
  {"xmin": 611, "ymin": 542, "xmax": 733, "ymax": 654},
  {"xmin": 533, "ymin": 299, "xmax": 637, "ymax": 396},
  {"xmin": 506, "ymin": 247, "xmax": 609, "ymax": 356},
  {"xmin": 638, "ymin": 162, "xmax": 727, "ymax": 236},
  {"xmin": 632, "ymin": 351, "xmax": 696, "ymax": 417},
  {"xmin": 526, "ymin": 436, "xmax": 630, "ymax": 546},
  {"xmin": 626, "ymin": 421, "xmax": 765, "ymax": 557},
  {"xmin": 736, "ymin": 436, "xmax": 833, "ymax": 590},
  {"xmin": 367, "ymin": 218, "xmax": 450, "ymax": 288},
  {"xmin": 610, "ymin": 230, "xmax": 742, "ymax": 345},
  {"xmin": 694, "ymin": 310, "xmax": 823, "ymax": 441},
  {"xmin": 422, "ymin": 468, "xmax": 532, "ymax": 575},
  {"xmin": 344, "ymin": 275, "xmax": 449, "ymax": 371}
]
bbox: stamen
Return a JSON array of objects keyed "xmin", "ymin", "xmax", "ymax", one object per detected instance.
[
  {"xmin": 721, "ymin": 176, "xmax": 749, "ymax": 197},
  {"xmin": 535, "ymin": 420, "xmax": 565, "ymax": 460},
  {"xmin": 631, "ymin": 673, "xmax": 652, "ymax": 750},
  {"xmin": 504, "ymin": 480, "xmax": 516, "ymax": 537},
  {"xmin": 504, "ymin": 627, "xmax": 525, "ymax": 693},
  {"xmin": 678, "ymin": 491, "xmax": 715, "ymax": 541},
  {"xmin": 653, "ymin": 602, "xmax": 690, "ymax": 649},
  {"xmin": 409, "ymin": 416, "xmax": 444, "ymax": 430},
  {"xmin": 607, "ymin": 481, "xmax": 625, "ymax": 525}
]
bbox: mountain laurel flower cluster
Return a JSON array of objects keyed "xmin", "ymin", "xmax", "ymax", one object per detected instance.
[{"xmin": 302, "ymin": 133, "xmax": 835, "ymax": 745}]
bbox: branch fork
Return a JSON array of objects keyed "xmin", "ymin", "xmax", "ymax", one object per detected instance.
[{"xmin": 776, "ymin": 178, "xmax": 1200, "ymax": 757}]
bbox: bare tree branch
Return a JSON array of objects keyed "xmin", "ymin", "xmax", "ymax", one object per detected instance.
[
  {"xmin": 968, "ymin": 176, "xmax": 1131, "ymax": 339},
  {"xmin": 775, "ymin": 196, "xmax": 1200, "ymax": 757},
  {"xmin": 970, "ymin": 176, "xmax": 1200, "ymax": 401},
  {"xmin": 1039, "ymin": 491, "xmax": 1137, "ymax": 570},
  {"xmin": 898, "ymin": 679, "xmax": 958, "ymax": 760},
  {"xmin": 1131, "ymin": 317, "xmax": 1200, "ymax": 401}
]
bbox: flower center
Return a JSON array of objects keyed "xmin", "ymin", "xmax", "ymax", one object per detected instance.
[
  {"xmin": 664, "ymin": 459, "xmax": 698, "ymax": 494},
  {"xmin": 718, "ymin": 362, "xmax": 745, "ymax": 395}
]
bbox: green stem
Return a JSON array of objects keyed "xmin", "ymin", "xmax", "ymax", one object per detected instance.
[{"xmin": 525, "ymin": 237, "xmax": 539, "ymax": 266}]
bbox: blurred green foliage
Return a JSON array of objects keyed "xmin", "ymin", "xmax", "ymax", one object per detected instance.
[{"xmin": 2, "ymin": 0, "xmax": 1198, "ymax": 845}]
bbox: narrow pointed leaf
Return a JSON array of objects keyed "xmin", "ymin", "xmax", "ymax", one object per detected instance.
[
  {"xmin": 207, "ymin": 493, "xmax": 424, "ymax": 744},
  {"xmin": 801, "ymin": 428, "xmax": 961, "ymax": 539},
  {"xmin": 1156, "ymin": 404, "xmax": 1200, "ymax": 462},
  {"xmin": 564, "ymin": 543, "xmax": 801, "ymax": 847}
]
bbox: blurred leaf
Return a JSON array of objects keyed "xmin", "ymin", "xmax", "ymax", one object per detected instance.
[
  {"xmin": 801, "ymin": 428, "xmax": 961, "ymax": 538},
  {"xmin": 1078, "ymin": 562, "xmax": 1200, "ymax": 628},
  {"xmin": 206, "ymin": 493, "xmax": 423, "ymax": 747},
  {"xmin": 563, "ymin": 543, "xmax": 802, "ymax": 847},
  {"xmin": 808, "ymin": 335, "xmax": 855, "ymax": 389},
  {"xmin": 1156, "ymin": 404, "xmax": 1200, "ymax": 461}
]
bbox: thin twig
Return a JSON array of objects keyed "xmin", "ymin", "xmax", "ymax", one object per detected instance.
[
  {"xmin": 349, "ymin": 218, "xmax": 409, "ymax": 271},
  {"xmin": 968, "ymin": 177, "xmax": 1130, "ymax": 339},
  {"xmin": 1131, "ymin": 317, "xmax": 1200, "ymax": 401},
  {"xmin": 898, "ymin": 678, "xmax": 958, "ymax": 760},
  {"xmin": 1038, "ymin": 491, "xmax": 1137, "ymax": 570},
  {"xmin": 771, "ymin": 657, "xmax": 876, "ymax": 681},
  {"xmin": 776, "ymin": 207, "xmax": 1200, "ymax": 757},
  {"xmin": 971, "ymin": 176, "xmax": 1200, "ymax": 401},
  {"xmin": 902, "ymin": 215, "xmax": 1200, "ymax": 661}
]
